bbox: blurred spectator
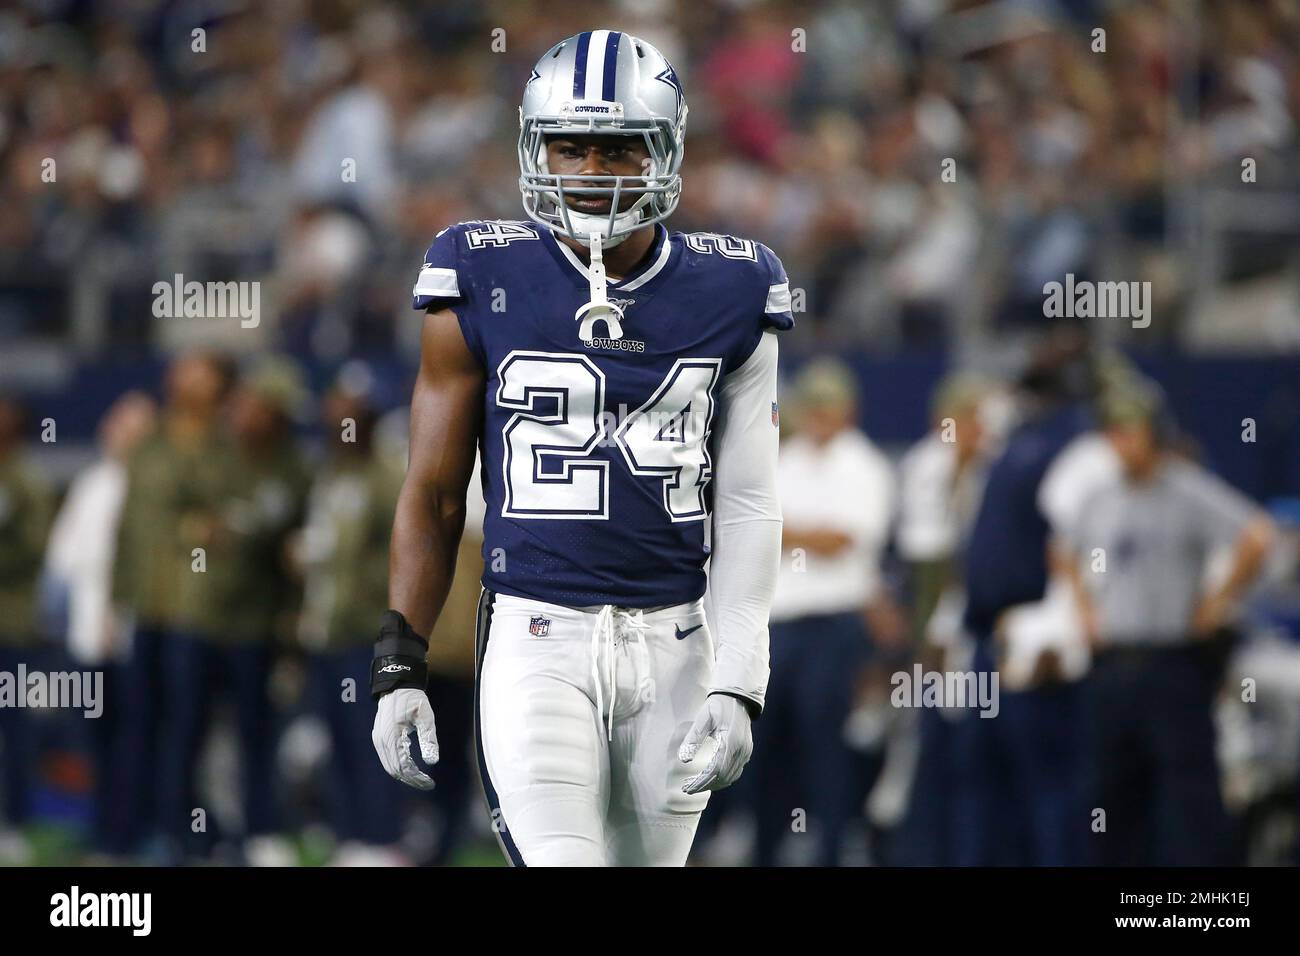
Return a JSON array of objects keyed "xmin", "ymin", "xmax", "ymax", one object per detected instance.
[
  {"xmin": 891, "ymin": 374, "xmax": 1000, "ymax": 865},
  {"xmin": 950, "ymin": 333, "xmax": 1095, "ymax": 866},
  {"xmin": 161, "ymin": 355, "xmax": 311, "ymax": 866},
  {"xmin": 966, "ymin": 373, "xmax": 1131, "ymax": 867},
  {"xmin": 746, "ymin": 358, "xmax": 894, "ymax": 866},
  {"xmin": 1064, "ymin": 381, "xmax": 1277, "ymax": 865},
  {"xmin": 290, "ymin": 10, "xmax": 409, "ymax": 222},
  {"xmin": 0, "ymin": 1, "xmax": 1297, "ymax": 358},
  {"xmin": 896, "ymin": 374, "xmax": 999, "ymax": 644},
  {"xmin": 43, "ymin": 389, "xmax": 157, "ymax": 854},
  {"xmin": 0, "ymin": 395, "xmax": 54, "ymax": 863},
  {"xmin": 294, "ymin": 370, "xmax": 409, "ymax": 865},
  {"xmin": 45, "ymin": 392, "xmax": 157, "ymax": 665},
  {"xmin": 109, "ymin": 349, "xmax": 236, "ymax": 858}
]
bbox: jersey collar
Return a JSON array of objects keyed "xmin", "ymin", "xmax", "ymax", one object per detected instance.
[{"xmin": 542, "ymin": 223, "xmax": 675, "ymax": 293}]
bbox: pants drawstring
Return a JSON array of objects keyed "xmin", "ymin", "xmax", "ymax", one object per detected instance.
[{"xmin": 590, "ymin": 605, "xmax": 650, "ymax": 741}]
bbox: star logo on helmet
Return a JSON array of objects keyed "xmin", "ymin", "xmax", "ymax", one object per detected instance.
[
  {"xmin": 654, "ymin": 65, "xmax": 682, "ymax": 107},
  {"xmin": 527, "ymin": 68, "xmax": 542, "ymax": 85}
]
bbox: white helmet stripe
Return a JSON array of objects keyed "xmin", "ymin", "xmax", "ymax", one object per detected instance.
[{"xmin": 583, "ymin": 29, "xmax": 610, "ymax": 101}]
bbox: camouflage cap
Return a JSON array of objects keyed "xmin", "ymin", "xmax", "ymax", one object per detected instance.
[
  {"xmin": 930, "ymin": 373, "xmax": 992, "ymax": 420},
  {"xmin": 1098, "ymin": 378, "xmax": 1164, "ymax": 428},
  {"xmin": 791, "ymin": 357, "xmax": 858, "ymax": 409},
  {"xmin": 241, "ymin": 355, "xmax": 310, "ymax": 419}
]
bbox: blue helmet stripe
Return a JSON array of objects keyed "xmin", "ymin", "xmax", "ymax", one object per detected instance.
[
  {"xmin": 602, "ymin": 32, "xmax": 622, "ymax": 101},
  {"xmin": 572, "ymin": 31, "xmax": 591, "ymax": 97}
]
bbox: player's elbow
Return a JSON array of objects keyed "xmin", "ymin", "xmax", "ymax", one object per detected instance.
[
  {"xmin": 429, "ymin": 486, "xmax": 468, "ymax": 532},
  {"xmin": 397, "ymin": 473, "xmax": 467, "ymax": 534}
]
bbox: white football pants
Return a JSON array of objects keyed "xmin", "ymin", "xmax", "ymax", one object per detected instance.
[{"xmin": 474, "ymin": 589, "xmax": 714, "ymax": 866}]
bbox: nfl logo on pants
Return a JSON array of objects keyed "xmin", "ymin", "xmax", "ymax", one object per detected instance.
[{"xmin": 529, "ymin": 616, "xmax": 551, "ymax": 637}]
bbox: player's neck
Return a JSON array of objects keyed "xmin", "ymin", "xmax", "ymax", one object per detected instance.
[{"xmin": 559, "ymin": 225, "xmax": 656, "ymax": 281}]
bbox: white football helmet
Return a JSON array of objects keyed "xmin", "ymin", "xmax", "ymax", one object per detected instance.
[{"xmin": 518, "ymin": 30, "xmax": 687, "ymax": 247}]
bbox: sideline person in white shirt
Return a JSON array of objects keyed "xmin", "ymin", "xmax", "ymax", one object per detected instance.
[
  {"xmin": 41, "ymin": 390, "xmax": 157, "ymax": 858},
  {"xmin": 771, "ymin": 364, "xmax": 895, "ymax": 624},
  {"xmin": 747, "ymin": 358, "xmax": 895, "ymax": 866},
  {"xmin": 45, "ymin": 392, "xmax": 158, "ymax": 663}
]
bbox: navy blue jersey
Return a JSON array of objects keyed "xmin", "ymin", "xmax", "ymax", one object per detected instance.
[
  {"xmin": 961, "ymin": 402, "xmax": 1092, "ymax": 636},
  {"xmin": 412, "ymin": 220, "xmax": 793, "ymax": 608}
]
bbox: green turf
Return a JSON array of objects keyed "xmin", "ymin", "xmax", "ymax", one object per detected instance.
[{"xmin": 4, "ymin": 821, "xmax": 507, "ymax": 867}]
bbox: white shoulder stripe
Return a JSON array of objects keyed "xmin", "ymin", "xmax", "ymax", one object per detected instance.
[
  {"xmin": 414, "ymin": 267, "xmax": 459, "ymax": 298},
  {"xmin": 765, "ymin": 282, "xmax": 791, "ymax": 313}
]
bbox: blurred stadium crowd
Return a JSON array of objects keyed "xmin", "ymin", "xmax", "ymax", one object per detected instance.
[{"xmin": 0, "ymin": 0, "xmax": 1299, "ymax": 865}]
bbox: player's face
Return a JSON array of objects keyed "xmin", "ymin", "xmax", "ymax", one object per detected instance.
[{"xmin": 545, "ymin": 134, "xmax": 651, "ymax": 214}]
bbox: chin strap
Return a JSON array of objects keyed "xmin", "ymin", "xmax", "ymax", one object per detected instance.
[{"xmin": 574, "ymin": 231, "xmax": 625, "ymax": 343}]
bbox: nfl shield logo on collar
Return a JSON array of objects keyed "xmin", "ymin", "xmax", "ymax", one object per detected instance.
[{"xmin": 529, "ymin": 616, "xmax": 551, "ymax": 637}]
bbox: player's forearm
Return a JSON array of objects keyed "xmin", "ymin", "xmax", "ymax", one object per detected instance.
[
  {"xmin": 388, "ymin": 307, "xmax": 484, "ymax": 638},
  {"xmin": 705, "ymin": 331, "xmax": 782, "ymax": 712},
  {"xmin": 707, "ymin": 509, "xmax": 781, "ymax": 710},
  {"xmin": 388, "ymin": 480, "xmax": 466, "ymax": 638}
]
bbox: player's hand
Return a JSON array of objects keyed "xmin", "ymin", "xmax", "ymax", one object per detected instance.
[
  {"xmin": 372, "ymin": 687, "xmax": 439, "ymax": 790},
  {"xmin": 679, "ymin": 694, "xmax": 753, "ymax": 794}
]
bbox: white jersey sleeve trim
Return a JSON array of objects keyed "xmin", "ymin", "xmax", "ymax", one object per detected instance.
[
  {"xmin": 413, "ymin": 267, "xmax": 460, "ymax": 298},
  {"xmin": 765, "ymin": 282, "xmax": 791, "ymax": 314}
]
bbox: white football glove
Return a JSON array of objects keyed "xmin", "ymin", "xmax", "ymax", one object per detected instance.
[
  {"xmin": 372, "ymin": 687, "xmax": 439, "ymax": 790},
  {"xmin": 678, "ymin": 694, "xmax": 754, "ymax": 795}
]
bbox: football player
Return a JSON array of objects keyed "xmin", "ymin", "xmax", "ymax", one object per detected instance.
[{"xmin": 371, "ymin": 30, "xmax": 793, "ymax": 865}]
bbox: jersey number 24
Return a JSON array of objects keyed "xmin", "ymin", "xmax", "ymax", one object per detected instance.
[{"xmin": 496, "ymin": 351, "xmax": 721, "ymax": 522}]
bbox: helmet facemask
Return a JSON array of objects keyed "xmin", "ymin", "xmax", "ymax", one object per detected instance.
[{"xmin": 518, "ymin": 107, "xmax": 686, "ymax": 247}]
